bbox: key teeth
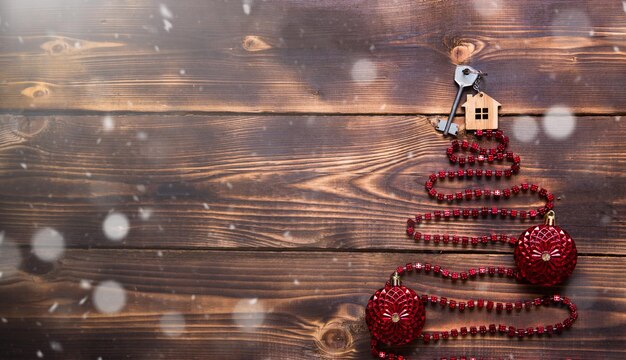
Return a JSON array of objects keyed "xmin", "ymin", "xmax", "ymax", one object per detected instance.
[{"xmin": 436, "ymin": 120, "xmax": 458, "ymax": 136}]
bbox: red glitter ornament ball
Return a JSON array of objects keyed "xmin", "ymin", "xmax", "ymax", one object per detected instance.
[
  {"xmin": 515, "ymin": 213, "xmax": 577, "ymax": 286},
  {"xmin": 366, "ymin": 283, "xmax": 425, "ymax": 345}
]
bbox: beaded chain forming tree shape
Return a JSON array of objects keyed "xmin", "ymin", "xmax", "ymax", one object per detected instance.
[{"xmin": 365, "ymin": 130, "xmax": 579, "ymax": 360}]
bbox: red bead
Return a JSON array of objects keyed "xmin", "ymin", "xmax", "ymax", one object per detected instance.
[
  {"xmin": 555, "ymin": 323, "xmax": 564, "ymax": 333},
  {"xmin": 496, "ymin": 302, "xmax": 503, "ymax": 312},
  {"xmin": 467, "ymin": 300, "xmax": 475, "ymax": 309},
  {"xmin": 517, "ymin": 329, "xmax": 526, "ymax": 338},
  {"xmin": 439, "ymin": 297, "xmax": 447, "ymax": 306},
  {"xmin": 396, "ymin": 266, "xmax": 405, "ymax": 275},
  {"xmin": 441, "ymin": 331, "xmax": 449, "ymax": 339},
  {"xmin": 458, "ymin": 302, "xmax": 465, "ymax": 310},
  {"xmin": 486, "ymin": 301, "xmax": 494, "ymax": 310},
  {"xmin": 460, "ymin": 327, "xmax": 468, "ymax": 336},
  {"xmin": 451, "ymin": 329, "xmax": 459, "ymax": 337},
  {"xmin": 449, "ymin": 300, "xmax": 456, "ymax": 309},
  {"xmin": 508, "ymin": 326, "xmax": 516, "ymax": 337},
  {"xmin": 479, "ymin": 325, "xmax": 487, "ymax": 334},
  {"xmin": 527, "ymin": 327, "xmax": 535, "ymax": 336},
  {"xmin": 489, "ymin": 324, "xmax": 496, "ymax": 334},
  {"xmin": 477, "ymin": 299, "xmax": 484, "ymax": 308},
  {"xmin": 470, "ymin": 326, "xmax": 478, "ymax": 335},
  {"xmin": 537, "ymin": 326, "xmax": 544, "ymax": 334},
  {"xmin": 498, "ymin": 324, "xmax": 507, "ymax": 333},
  {"xmin": 505, "ymin": 302, "xmax": 513, "ymax": 311}
]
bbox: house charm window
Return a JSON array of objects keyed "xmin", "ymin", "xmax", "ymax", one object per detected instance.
[{"xmin": 475, "ymin": 108, "xmax": 489, "ymax": 120}]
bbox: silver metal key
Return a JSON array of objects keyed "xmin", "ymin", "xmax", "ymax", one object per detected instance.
[{"xmin": 436, "ymin": 65, "xmax": 480, "ymax": 136}]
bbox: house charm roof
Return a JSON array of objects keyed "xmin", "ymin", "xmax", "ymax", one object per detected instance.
[{"xmin": 462, "ymin": 92, "xmax": 501, "ymax": 131}]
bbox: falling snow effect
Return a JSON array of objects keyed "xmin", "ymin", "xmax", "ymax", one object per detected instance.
[
  {"xmin": 233, "ymin": 298, "xmax": 265, "ymax": 332},
  {"xmin": 471, "ymin": 0, "xmax": 503, "ymax": 18},
  {"xmin": 543, "ymin": 105, "xmax": 576, "ymax": 140},
  {"xmin": 242, "ymin": 0, "xmax": 253, "ymax": 15},
  {"xmin": 102, "ymin": 116, "xmax": 114, "ymax": 132},
  {"xmin": 159, "ymin": 312, "xmax": 186, "ymax": 337},
  {"xmin": 0, "ymin": 235, "xmax": 23, "ymax": 279},
  {"xmin": 138, "ymin": 207, "xmax": 153, "ymax": 221},
  {"xmin": 512, "ymin": 116, "xmax": 539, "ymax": 143},
  {"xmin": 103, "ymin": 212, "xmax": 130, "ymax": 241},
  {"xmin": 48, "ymin": 302, "xmax": 59, "ymax": 313},
  {"xmin": 351, "ymin": 59, "xmax": 377, "ymax": 84},
  {"xmin": 163, "ymin": 19, "xmax": 173, "ymax": 32},
  {"xmin": 93, "ymin": 280, "xmax": 127, "ymax": 314},
  {"xmin": 550, "ymin": 9, "xmax": 591, "ymax": 37},
  {"xmin": 49, "ymin": 341, "xmax": 63, "ymax": 352},
  {"xmin": 159, "ymin": 4, "xmax": 173, "ymax": 19},
  {"xmin": 31, "ymin": 227, "xmax": 65, "ymax": 262}
]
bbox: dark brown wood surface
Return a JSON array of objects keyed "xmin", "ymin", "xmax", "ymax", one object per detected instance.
[
  {"xmin": 0, "ymin": 114, "xmax": 623, "ymax": 254},
  {"xmin": 1, "ymin": 251, "xmax": 625, "ymax": 360},
  {"xmin": 0, "ymin": 0, "xmax": 625, "ymax": 113},
  {"xmin": 0, "ymin": 1, "xmax": 625, "ymax": 359}
]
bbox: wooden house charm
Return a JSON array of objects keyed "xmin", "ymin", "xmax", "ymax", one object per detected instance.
[{"xmin": 462, "ymin": 92, "xmax": 501, "ymax": 130}]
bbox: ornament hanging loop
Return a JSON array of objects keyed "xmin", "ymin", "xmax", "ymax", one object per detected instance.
[{"xmin": 544, "ymin": 210, "xmax": 556, "ymax": 226}]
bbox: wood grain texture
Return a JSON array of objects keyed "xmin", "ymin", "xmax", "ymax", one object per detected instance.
[
  {"xmin": 0, "ymin": 251, "xmax": 623, "ymax": 360},
  {"xmin": 0, "ymin": 114, "xmax": 623, "ymax": 254},
  {"xmin": 0, "ymin": 0, "xmax": 625, "ymax": 113}
]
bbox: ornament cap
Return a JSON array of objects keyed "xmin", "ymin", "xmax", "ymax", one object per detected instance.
[
  {"xmin": 391, "ymin": 272, "xmax": 401, "ymax": 286},
  {"xmin": 544, "ymin": 210, "xmax": 556, "ymax": 226}
]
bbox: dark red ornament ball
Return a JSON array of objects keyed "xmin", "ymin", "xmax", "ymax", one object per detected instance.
[
  {"xmin": 366, "ymin": 284, "xmax": 425, "ymax": 345},
  {"xmin": 515, "ymin": 224, "xmax": 577, "ymax": 286}
]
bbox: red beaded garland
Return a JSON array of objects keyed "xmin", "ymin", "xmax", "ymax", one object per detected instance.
[
  {"xmin": 366, "ymin": 265, "xmax": 579, "ymax": 360},
  {"xmin": 405, "ymin": 130, "xmax": 577, "ymax": 286}
]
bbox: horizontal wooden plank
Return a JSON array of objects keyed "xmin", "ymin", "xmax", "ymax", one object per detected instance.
[
  {"xmin": 0, "ymin": 114, "xmax": 623, "ymax": 254},
  {"xmin": 0, "ymin": 251, "xmax": 623, "ymax": 359},
  {"xmin": 0, "ymin": 0, "xmax": 624, "ymax": 113}
]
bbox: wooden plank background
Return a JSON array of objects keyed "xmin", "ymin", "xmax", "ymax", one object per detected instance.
[{"xmin": 0, "ymin": 1, "xmax": 625, "ymax": 359}]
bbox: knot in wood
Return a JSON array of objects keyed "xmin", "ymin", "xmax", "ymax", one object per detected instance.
[
  {"xmin": 316, "ymin": 321, "xmax": 352, "ymax": 354},
  {"xmin": 450, "ymin": 42, "xmax": 475, "ymax": 64},
  {"xmin": 242, "ymin": 35, "xmax": 272, "ymax": 52}
]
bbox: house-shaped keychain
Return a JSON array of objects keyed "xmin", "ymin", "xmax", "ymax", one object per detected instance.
[{"xmin": 462, "ymin": 92, "xmax": 501, "ymax": 130}]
